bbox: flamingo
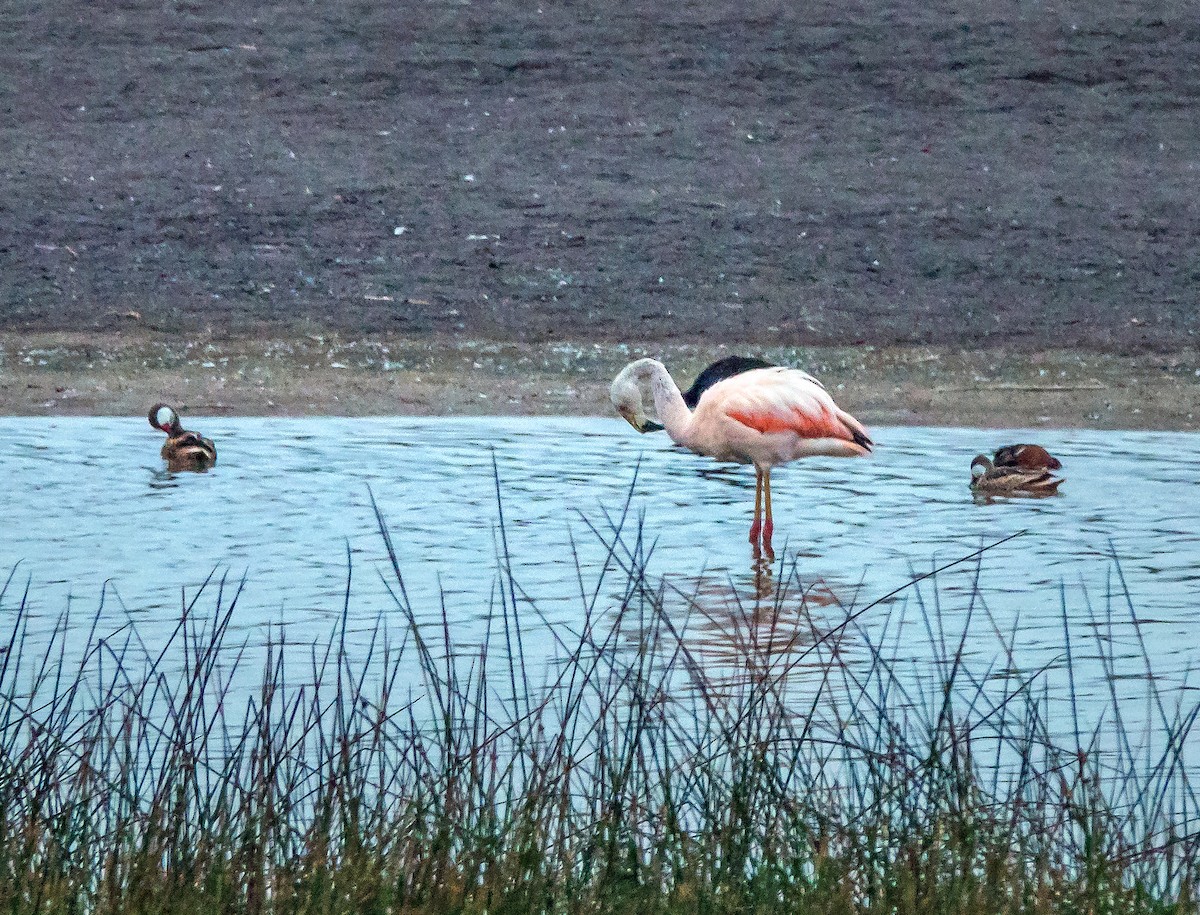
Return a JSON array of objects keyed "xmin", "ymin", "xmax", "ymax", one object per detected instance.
[
  {"xmin": 681, "ymin": 355, "xmax": 776, "ymax": 409},
  {"xmin": 149, "ymin": 403, "xmax": 217, "ymax": 471},
  {"xmin": 637, "ymin": 356, "xmax": 777, "ymax": 432},
  {"xmin": 610, "ymin": 358, "xmax": 873, "ymax": 556}
]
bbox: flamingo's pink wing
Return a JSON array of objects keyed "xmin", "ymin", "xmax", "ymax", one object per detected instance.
[{"xmin": 704, "ymin": 369, "xmax": 871, "ymax": 452}]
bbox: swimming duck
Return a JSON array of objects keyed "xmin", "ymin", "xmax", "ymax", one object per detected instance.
[
  {"xmin": 992, "ymin": 443, "xmax": 1062, "ymax": 470},
  {"xmin": 970, "ymin": 454, "xmax": 1062, "ymax": 497},
  {"xmin": 149, "ymin": 403, "xmax": 217, "ymax": 471}
]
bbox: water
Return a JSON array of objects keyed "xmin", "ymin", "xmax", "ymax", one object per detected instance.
[{"xmin": 1, "ymin": 417, "xmax": 1198, "ymax": 731}]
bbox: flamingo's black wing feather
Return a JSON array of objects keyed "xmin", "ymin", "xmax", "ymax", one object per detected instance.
[{"xmin": 682, "ymin": 356, "xmax": 777, "ymax": 409}]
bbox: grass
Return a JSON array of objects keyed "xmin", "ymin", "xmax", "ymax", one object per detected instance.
[{"xmin": 0, "ymin": 489, "xmax": 1198, "ymax": 914}]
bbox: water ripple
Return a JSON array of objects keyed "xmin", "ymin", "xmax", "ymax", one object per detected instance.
[{"xmin": 0, "ymin": 418, "xmax": 1197, "ymax": 719}]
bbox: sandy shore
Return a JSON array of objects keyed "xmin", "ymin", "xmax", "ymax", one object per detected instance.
[{"xmin": 2, "ymin": 331, "xmax": 1197, "ymax": 430}]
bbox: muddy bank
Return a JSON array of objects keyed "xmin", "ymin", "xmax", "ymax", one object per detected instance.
[
  {"xmin": 2, "ymin": 1, "xmax": 1199, "ymax": 352},
  {"xmin": 3, "ymin": 332, "xmax": 1197, "ymax": 430}
]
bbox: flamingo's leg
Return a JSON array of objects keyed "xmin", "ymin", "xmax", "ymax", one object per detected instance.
[
  {"xmin": 749, "ymin": 469, "xmax": 763, "ymax": 545},
  {"xmin": 762, "ymin": 469, "xmax": 775, "ymax": 556}
]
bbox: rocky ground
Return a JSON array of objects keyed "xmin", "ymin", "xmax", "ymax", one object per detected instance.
[{"xmin": 1, "ymin": 1, "xmax": 1198, "ymax": 425}]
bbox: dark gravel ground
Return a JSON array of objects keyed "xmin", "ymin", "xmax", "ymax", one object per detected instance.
[{"xmin": 2, "ymin": 0, "xmax": 1198, "ymax": 351}]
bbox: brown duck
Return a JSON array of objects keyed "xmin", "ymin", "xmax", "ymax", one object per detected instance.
[
  {"xmin": 970, "ymin": 454, "xmax": 1062, "ymax": 497},
  {"xmin": 992, "ymin": 443, "xmax": 1062, "ymax": 471},
  {"xmin": 149, "ymin": 403, "xmax": 217, "ymax": 471}
]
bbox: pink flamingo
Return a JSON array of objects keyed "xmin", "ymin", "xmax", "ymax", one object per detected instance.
[{"xmin": 610, "ymin": 358, "xmax": 873, "ymax": 556}]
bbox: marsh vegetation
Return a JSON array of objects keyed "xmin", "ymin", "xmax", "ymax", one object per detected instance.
[{"xmin": 1, "ymin": 493, "xmax": 1197, "ymax": 914}]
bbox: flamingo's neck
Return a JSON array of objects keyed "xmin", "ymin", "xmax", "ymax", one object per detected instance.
[{"xmin": 644, "ymin": 362, "xmax": 693, "ymax": 446}]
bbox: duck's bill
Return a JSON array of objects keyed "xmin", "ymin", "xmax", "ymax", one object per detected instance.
[{"xmin": 639, "ymin": 419, "xmax": 665, "ymax": 433}]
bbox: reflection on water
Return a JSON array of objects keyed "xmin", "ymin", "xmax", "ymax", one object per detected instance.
[
  {"xmin": 669, "ymin": 570, "xmax": 843, "ymax": 666},
  {"xmin": 751, "ymin": 554, "xmax": 774, "ymax": 598},
  {"xmin": 0, "ymin": 417, "xmax": 1198, "ymax": 732}
]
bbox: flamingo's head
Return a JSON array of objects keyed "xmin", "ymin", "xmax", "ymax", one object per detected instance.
[
  {"xmin": 610, "ymin": 361, "xmax": 664, "ymax": 433},
  {"xmin": 970, "ymin": 454, "xmax": 993, "ymax": 480}
]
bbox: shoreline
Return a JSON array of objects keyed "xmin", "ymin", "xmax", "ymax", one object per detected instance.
[{"xmin": 2, "ymin": 331, "xmax": 1197, "ymax": 430}]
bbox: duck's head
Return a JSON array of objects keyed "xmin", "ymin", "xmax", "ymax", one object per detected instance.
[
  {"xmin": 970, "ymin": 454, "xmax": 993, "ymax": 480},
  {"xmin": 609, "ymin": 361, "xmax": 665, "ymax": 433},
  {"xmin": 149, "ymin": 403, "xmax": 183, "ymax": 436}
]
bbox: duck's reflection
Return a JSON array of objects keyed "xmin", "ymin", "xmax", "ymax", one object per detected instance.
[
  {"xmin": 148, "ymin": 468, "xmax": 182, "ymax": 489},
  {"xmin": 148, "ymin": 467, "xmax": 207, "ymax": 489}
]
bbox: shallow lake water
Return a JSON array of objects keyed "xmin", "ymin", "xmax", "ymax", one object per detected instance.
[{"xmin": 1, "ymin": 417, "xmax": 1198, "ymax": 742}]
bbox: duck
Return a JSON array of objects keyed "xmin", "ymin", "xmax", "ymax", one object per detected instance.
[
  {"xmin": 149, "ymin": 403, "xmax": 217, "ymax": 471},
  {"xmin": 970, "ymin": 454, "xmax": 1062, "ymax": 497},
  {"xmin": 992, "ymin": 443, "xmax": 1062, "ymax": 471}
]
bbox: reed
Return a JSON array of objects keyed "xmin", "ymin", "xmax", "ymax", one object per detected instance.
[{"xmin": 0, "ymin": 494, "xmax": 1196, "ymax": 915}]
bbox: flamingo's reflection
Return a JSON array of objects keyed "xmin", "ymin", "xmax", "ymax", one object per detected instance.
[{"xmin": 651, "ymin": 562, "xmax": 859, "ymax": 699}]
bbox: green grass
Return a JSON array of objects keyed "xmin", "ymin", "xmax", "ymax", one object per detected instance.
[{"xmin": 0, "ymin": 494, "xmax": 1197, "ymax": 914}]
